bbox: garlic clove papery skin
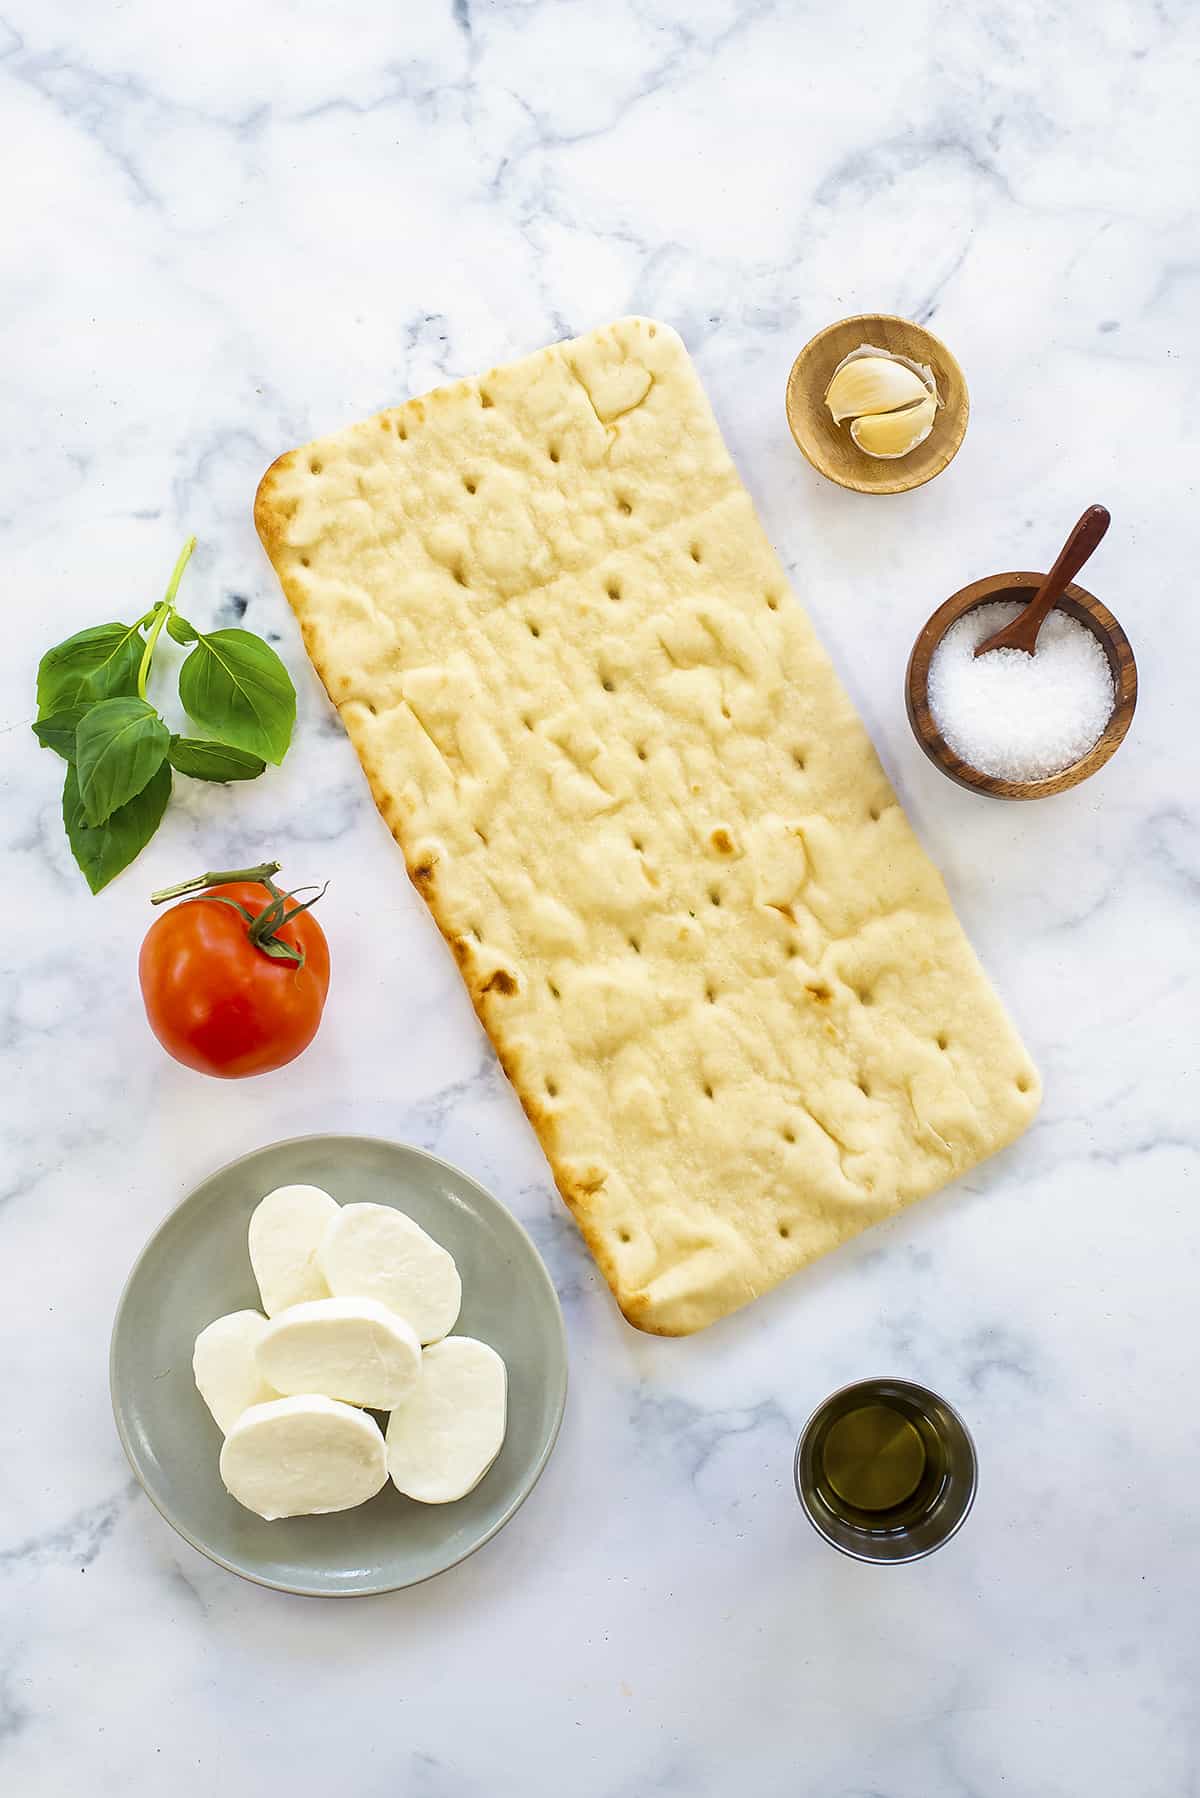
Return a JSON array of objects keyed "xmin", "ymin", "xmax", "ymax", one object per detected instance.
[
  {"xmin": 824, "ymin": 355, "xmax": 931, "ymax": 424},
  {"xmin": 849, "ymin": 394, "xmax": 937, "ymax": 459}
]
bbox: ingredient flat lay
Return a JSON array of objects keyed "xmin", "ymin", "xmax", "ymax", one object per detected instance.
[{"xmin": 14, "ymin": 11, "xmax": 1190, "ymax": 1794}]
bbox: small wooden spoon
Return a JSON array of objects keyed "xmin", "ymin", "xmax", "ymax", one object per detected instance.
[{"xmin": 973, "ymin": 505, "xmax": 1110, "ymax": 658}]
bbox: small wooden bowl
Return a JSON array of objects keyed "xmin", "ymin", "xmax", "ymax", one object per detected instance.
[
  {"xmin": 905, "ymin": 574, "xmax": 1137, "ymax": 799},
  {"xmin": 786, "ymin": 314, "xmax": 969, "ymax": 495}
]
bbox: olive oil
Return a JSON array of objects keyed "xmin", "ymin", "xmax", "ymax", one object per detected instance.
[
  {"xmin": 812, "ymin": 1397, "xmax": 948, "ymax": 1529},
  {"xmin": 795, "ymin": 1378, "xmax": 976, "ymax": 1563}
]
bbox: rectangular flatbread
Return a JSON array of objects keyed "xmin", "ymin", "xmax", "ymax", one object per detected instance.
[{"xmin": 255, "ymin": 318, "xmax": 1040, "ymax": 1335}]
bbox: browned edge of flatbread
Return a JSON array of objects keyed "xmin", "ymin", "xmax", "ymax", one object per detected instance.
[{"xmin": 254, "ymin": 412, "xmax": 678, "ymax": 1333}]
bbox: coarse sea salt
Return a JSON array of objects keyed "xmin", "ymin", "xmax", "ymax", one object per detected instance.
[{"xmin": 927, "ymin": 600, "xmax": 1115, "ymax": 783}]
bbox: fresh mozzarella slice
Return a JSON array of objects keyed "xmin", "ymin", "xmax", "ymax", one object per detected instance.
[
  {"xmin": 248, "ymin": 1184, "xmax": 339, "ymax": 1316},
  {"xmin": 256, "ymin": 1296, "xmax": 421, "ymax": 1409},
  {"xmin": 386, "ymin": 1336, "xmax": 507, "ymax": 1504},
  {"xmin": 219, "ymin": 1395, "xmax": 387, "ymax": 1520},
  {"xmin": 192, "ymin": 1309, "xmax": 278, "ymax": 1434},
  {"xmin": 319, "ymin": 1202, "xmax": 461, "ymax": 1344}
]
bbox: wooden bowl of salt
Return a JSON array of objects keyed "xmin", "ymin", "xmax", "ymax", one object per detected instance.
[{"xmin": 906, "ymin": 574, "xmax": 1137, "ymax": 799}]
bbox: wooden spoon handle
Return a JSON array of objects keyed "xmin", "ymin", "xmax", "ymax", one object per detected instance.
[
  {"xmin": 1040, "ymin": 504, "xmax": 1111, "ymax": 602},
  {"xmin": 974, "ymin": 505, "xmax": 1110, "ymax": 657}
]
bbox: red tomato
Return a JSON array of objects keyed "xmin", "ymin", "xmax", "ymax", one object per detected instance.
[{"xmin": 139, "ymin": 880, "xmax": 331, "ymax": 1078}]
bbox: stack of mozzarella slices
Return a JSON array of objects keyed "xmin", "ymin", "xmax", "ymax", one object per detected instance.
[{"xmin": 193, "ymin": 1186, "xmax": 507, "ymax": 1520}]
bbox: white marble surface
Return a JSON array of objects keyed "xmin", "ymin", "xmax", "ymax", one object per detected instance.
[{"xmin": 2, "ymin": 2, "xmax": 1198, "ymax": 1792}]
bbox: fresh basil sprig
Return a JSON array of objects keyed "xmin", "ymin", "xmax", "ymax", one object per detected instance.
[{"xmin": 33, "ymin": 538, "xmax": 296, "ymax": 893}]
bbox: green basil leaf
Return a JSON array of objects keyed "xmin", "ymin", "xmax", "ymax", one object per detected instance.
[
  {"xmin": 36, "ymin": 622, "xmax": 145, "ymax": 717},
  {"xmin": 31, "ymin": 704, "xmax": 89, "ymax": 760},
  {"xmin": 63, "ymin": 760, "xmax": 171, "ymax": 894},
  {"xmin": 166, "ymin": 612, "xmax": 199, "ymax": 645},
  {"xmin": 75, "ymin": 697, "xmax": 170, "ymax": 826},
  {"xmin": 168, "ymin": 736, "xmax": 266, "ymax": 782},
  {"xmin": 177, "ymin": 629, "xmax": 296, "ymax": 765}
]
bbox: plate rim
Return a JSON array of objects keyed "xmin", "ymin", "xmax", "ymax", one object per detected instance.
[{"xmin": 110, "ymin": 1131, "xmax": 569, "ymax": 1599}]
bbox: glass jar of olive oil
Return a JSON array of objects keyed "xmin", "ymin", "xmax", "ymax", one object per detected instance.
[{"xmin": 795, "ymin": 1378, "xmax": 976, "ymax": 1563}]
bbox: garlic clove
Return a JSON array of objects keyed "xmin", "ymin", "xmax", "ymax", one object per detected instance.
[
  {"xmin": 824, "ymin": 355, "xmax": 931, "ymax": 424},
  {"xmin": 850, "ymin": 395, "xmax": 937, "ymax": 459}
]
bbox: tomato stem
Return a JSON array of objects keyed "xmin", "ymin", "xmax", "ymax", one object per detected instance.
[
  {"xmin": 148, "ymin": 860, "xmax": 325, "ymax": 972},
  {"xmin": 150, "ymin": 861, "xmax": 282, "ymax": 904}
]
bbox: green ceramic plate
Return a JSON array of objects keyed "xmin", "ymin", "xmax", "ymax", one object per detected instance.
[{"xmin": 111, "ymin": 1134, "xmax": 568, "ymax": 1597}]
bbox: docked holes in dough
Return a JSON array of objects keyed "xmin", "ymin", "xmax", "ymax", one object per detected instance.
[
  {"xmin": 869, "ymin": 804, "xmax": 882, "ymax": 821},
  {"xmin": 606, "ymin": 581, "xmax": 621, "ymax": 601},
  {"xmin": 546, "ymin": 1077, "xmax": 558, "ymax": 1097},
  {"xmin": 617, "ymin": 495, "xmax": 633, "ymax": 515},
  {"xmin": 1016, "ymin": 1073, "xmax": 1032, "ymax": 1092},
  {"xmin": 528, "ymin": 621, "xmax": 540, "ymax": 638},
  {"xmin": 937, "ymin": 1033, "xmax": 949, "ymax": 1051},
  {"xmin": 452, "ymin": 563, "xmax": 468, "ymax": 587},
  {"xmin": 782, "ymin": 1125, "xmax": 796, "ymax": 1143},
  {"xmin": 463, "ymin": 475, "xmax": 477, "ymax": 494},
  {"xmin": 309, "ymin": 459, "xmax": 322, "ymax": 475},
  {"xmin": 792, "ymin": 750, "xmax": 806, "ymax": 770},
  {"xmin": 549, "ymin": 444, "xmax": 561, "ymax": 463},
  {"xmin": 690, "ymin": 543, "xmax": 702, "ymax": 563},
  {"xmin": 766, "ymin": 592, "xmax": 780, "ymax": 611}
]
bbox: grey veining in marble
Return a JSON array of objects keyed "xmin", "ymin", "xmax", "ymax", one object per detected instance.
[{"xmin": 2, "ymin": 2, "xmax": 1198, "ymax": 1793}]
